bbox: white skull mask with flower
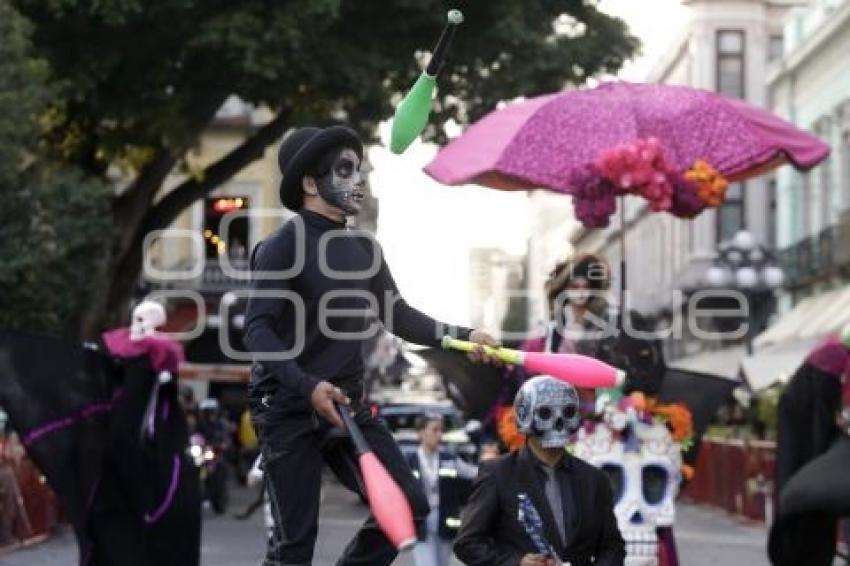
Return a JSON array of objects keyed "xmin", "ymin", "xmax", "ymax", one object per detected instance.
[{"xmin": 572, "ymin": 395, "xmax": 686, "ymax": 566}]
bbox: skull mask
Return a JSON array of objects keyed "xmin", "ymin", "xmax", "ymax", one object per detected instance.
[
  {"xmin": 312, "ymin": 147, "xmax": 365, "ymax": 216},
  {"xmin": 514, "ymin": 376, "xmax": 580, "ymax": 449},
  {"xmin": 130, "ymin": 301, "xmax": 166, "ymax": 342},
  {"xmin": 573, "ymin": 411, "xmax": 683, "ymax": 565}
]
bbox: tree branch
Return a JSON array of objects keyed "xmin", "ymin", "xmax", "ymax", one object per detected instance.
[
  {"xmin": 143, "ymin": 108, "xmax": 291, "ymax": 235},
  {"xmin": 105, "ymin": 109, "xmax": 292, "ymax": 313}
]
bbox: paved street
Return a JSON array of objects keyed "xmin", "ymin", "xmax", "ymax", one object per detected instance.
[{"xmin": 1, "ymin": 479, "xmax": 770, "ymax": 566}]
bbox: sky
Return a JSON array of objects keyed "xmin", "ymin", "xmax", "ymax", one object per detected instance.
[{"xmin": 370, "ymin": 1, "xmax": 688, "ymax": 329}]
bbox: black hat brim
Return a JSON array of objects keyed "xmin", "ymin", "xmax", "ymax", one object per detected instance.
[{"xmin": 279, "ymin": 126, "xmax": 363, "ymax": 211}]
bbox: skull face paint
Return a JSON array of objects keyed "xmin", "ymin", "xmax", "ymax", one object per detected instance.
[
  {"xmin": 314, "ymin": 147, "xmax": 365, "ymax": 216},
  {"xmin": 514, "ymin": 376, "xmax": 580, "ymax": 449}
]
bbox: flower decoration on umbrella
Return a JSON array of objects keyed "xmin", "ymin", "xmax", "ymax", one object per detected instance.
[
  {"xmin": 425, "ymin": 82, "xmax": 830, "ymax": 229},
  {"xmin": 571, "ymin": 137, "xmax": 730, "ymax": 227}
]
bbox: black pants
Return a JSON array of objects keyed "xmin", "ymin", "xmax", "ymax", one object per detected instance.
[{"xmin": 251, "ymin": 385, "xmax": 429, "ymax": 565}]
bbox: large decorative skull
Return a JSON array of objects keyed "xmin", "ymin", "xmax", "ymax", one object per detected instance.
[
  {"xmin": 514, "ymin": 375, "xmax": 580, "ymax": 449},
  {"xmin": 130, "ymin": 301, "xmax": 167, "ymax": 342},
  {"xmin": 573, "ymin": 406, "xmax": 683, "ymax": 566}
]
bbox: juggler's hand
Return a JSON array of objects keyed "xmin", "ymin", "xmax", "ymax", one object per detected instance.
[
  {"xmin": 310, "ymin": 381, "xmax": 351, "ymax": 428},
  {"xmin": 467, "ymin": 329, "xmax": 508, "ymax": 368}
]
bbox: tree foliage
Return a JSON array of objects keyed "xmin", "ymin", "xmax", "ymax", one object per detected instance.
[
  {"xmin": 0, "ymin": 0, "xmax": 111, "ymax": 336},
  {"xmin": 8, "ymin": 0, "xmax": 639, "ymax": 336}
]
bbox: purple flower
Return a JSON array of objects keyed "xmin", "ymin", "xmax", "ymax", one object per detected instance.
[
  {"xmin": 569, "ymin": 165, "xmax": 619, "ymax": 228},
  {"xmin": 669, "ymin": 178, "xmax": 706, "ymax": 218}
]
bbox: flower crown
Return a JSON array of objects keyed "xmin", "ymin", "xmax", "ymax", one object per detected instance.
[{"xmin": 586, "ymin": 391, "xmax": 695, "ymax": 479}]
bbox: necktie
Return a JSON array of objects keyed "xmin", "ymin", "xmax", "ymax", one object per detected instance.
[{"xmin": 543, "ymin": 466, "xmax": 567, "ymax": 548}]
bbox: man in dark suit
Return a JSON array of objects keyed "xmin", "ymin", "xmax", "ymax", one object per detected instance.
[{"xmin": 454, "ymin": 376, "xmax": 624, "ymax": 566}]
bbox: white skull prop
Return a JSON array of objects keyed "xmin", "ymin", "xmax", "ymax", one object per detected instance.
[
  {"xmin": 514, "ymin": 375, "xmax": 580, "ymax": 449},
  {"xmin": 573, "ymin": 411, "xmax": 683, "ymax": 566},
  {"xmin": 130, "ymin": 301, "xmax": 166, "ymax": 342}
]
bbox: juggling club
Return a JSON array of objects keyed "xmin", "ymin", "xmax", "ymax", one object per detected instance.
[
  {"xmin": 441, "ymin": 336, "xmax": 626, "ymax": 389},
  {"xmin": 389, "ymin": 9, "xmax": 464, "ymax": 154},
  {"xmin": 336, "ymin": 403, "xmax": 417, "ymax": 550}
]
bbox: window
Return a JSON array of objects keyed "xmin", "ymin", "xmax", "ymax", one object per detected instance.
[
  {"xmin": 717, "ymin": 182, "xmax": 745, "ymax": 242},
  {"xmin": 768, "ymin": 35, "xmax": 784, "ymax": 62},
  {"xmin": 716, "ymin": 30, "xmax": 745, "ymax": 99},
  {"xmin": 203, "ymin": 197, "xmax": 250, "ymax": 260}
]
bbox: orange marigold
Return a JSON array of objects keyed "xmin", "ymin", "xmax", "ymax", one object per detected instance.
[
  {"xmin": 685, "ymin": 159, "xmax": 729, "ymax": 208},
  {"xmin": 497, "ymin": 406, "xmax": 526, "ymax": 452},
  {"xmin": 645, "ymin": 399, "xmax": 694, "ymax": 443}
]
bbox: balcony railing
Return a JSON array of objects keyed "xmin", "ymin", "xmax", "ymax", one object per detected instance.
[{"xmin": 778, "ymin": 222, "xmax": 848, "ymax": 288}]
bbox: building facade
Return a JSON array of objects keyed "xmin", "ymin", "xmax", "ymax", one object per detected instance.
[
  {"xmin": 767, "ymin": 0, "xmax": 850, "ymax": 304},
  {"xmin": 568, "ymin": 0, "xmax": 804, "ymax": 363}
]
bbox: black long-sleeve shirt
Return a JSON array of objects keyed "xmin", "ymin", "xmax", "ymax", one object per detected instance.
[{"xmin": 243, "ymin": 209, "xmax": 471, "ymax": 398}]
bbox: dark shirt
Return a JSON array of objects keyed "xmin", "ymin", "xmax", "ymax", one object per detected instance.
[{"xmin": 243, "ymin": 209, "xmax": 470, "ymax": 398}]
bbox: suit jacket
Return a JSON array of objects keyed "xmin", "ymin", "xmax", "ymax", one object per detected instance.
[{"xmin": 454, "ymin": 447, "xmax": 624, "ymax": 566}]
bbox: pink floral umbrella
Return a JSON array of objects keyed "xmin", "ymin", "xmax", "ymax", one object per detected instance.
[{"xmin": 425, "ymin": 82, "xmax": 829, "ymax": 227}]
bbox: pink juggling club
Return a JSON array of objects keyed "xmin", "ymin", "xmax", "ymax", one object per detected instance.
[
  {"xmin": 336, "ymin": 403, "xmax": 417, "ymax": 551},
  {"xmin": 442, "ymin": 336, "xmax": 626, "ymax": 389}
]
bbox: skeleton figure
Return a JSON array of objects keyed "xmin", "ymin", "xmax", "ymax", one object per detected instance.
[
  {"xmin": 514, "ymin": 375, "xmax": 581, "ymax": 449},
  {"xmin": 130, "ymin": 301, "xmax": 166, "ymax": 342},
  {"xmin": 311, "ymin": 147, "xmax": 366, "ymax": 215},
  {"xmin": 573, "ymin": 403, "xmax": 683, "ymax": 566}
]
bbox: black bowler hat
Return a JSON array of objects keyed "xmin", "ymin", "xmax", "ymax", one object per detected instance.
[{"xmin": 277, "ymin": 126, "xmax": 363, "ymax": 210}]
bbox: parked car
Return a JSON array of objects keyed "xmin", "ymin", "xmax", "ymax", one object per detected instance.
[{"xmin": 376, "ymin": 401, "xmax": 480, "ymax": 462}]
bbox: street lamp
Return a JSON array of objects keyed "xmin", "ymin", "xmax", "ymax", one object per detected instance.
[{"xmin": 704, "ymin": 230, "xmax": 785, "ymax": 354}]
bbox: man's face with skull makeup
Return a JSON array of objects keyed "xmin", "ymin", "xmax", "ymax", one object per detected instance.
[{"xmin": 307, "ymin": 146, "xmax": 366, "ymax": 216}]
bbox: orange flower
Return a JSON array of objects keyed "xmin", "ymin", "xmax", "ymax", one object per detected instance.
[
  {"xmin": 685, "ymin": 159, "xmax": 729, "ymax": 208},
  {"xmin": 645, "ymin": 398, "xmax": 694, "ymax": 443},
  {"xmin": 681, "ymin": 464, "xmax": 695, "ymax": 481},
  {"xmin": 497, "ymin": 406, "xmax": 526, "ymax": 452}
]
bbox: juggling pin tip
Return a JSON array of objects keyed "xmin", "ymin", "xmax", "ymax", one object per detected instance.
[
  {"xmin": 447, "ymin": 9, "xmax": 464, "ymax": 25},
  {"xmin": 441, "ymin": 335, "xmax": 454, "ymax": 349}
]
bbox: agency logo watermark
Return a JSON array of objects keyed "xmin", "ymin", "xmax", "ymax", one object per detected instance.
[{"xmin": 141, "ymin": 210, "xmax": 755, "ymax": 362}]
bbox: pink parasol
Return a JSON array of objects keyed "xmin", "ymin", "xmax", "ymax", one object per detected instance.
[{"xmin": 425, "ymin": 82, "xmax": 829, "ymax": 227}]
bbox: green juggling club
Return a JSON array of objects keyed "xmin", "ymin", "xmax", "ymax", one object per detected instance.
[{"xmin": 390, "ymin": 9, "xmax": 464, "ymax": 154}]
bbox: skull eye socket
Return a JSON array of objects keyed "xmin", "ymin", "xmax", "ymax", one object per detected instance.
[
  {"xmin": 601, "ymin": 463, "xmax": 624, "ymax": 503},
  {"xmin": 536, "ymin": 406, "xmax": 552, "ymax": 420},
  {"xmin": 563, "ymin": 405, "xmax": 576, "ymax": 419},
  {"xmin": 642, "ymin": 464, "xmax": 668, "ymax": 505}
]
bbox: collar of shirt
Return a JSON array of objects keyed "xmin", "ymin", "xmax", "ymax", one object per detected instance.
[
  {"xmin": 525, "ymin": 447, "xmax": 572, "ymax": 473},
  {"xmin": 299, "ymin": 208, "xmax": 347, "ymax": 230}
]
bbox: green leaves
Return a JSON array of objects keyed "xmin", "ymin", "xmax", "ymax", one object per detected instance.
[
  {"xmin": 0, "ymin": 0, "xmax": 111, "ymax": 335},
  {"xmin": 12, "ymin": 0, "xmax": 639, "ymax": 167}
]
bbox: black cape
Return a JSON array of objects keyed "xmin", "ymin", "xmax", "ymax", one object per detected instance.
[
  {"xmin": 768, "ymin": 359, "xmax": 844, "ymax": 566},
  {"xmin": 0, "ymin": 330, "xmax": 200, "ymax": 565}
]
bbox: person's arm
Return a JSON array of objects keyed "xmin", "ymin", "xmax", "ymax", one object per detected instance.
[
  {"xmin": 591, "ymin": 472, "xmax": 626, "ymax": 566},
  {"xmin": 242, "ymin": 235, "xmax": 321, "ymax": 398},
  {"xmin": 453, "ymin": 463, "xmax": 523, "ymax": 566}
]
